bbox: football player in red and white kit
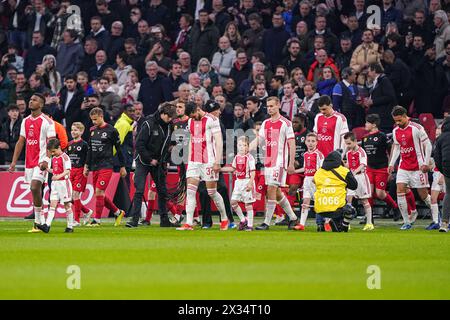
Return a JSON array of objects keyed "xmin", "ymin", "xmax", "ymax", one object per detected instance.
[
  {"xmin": 313, "ymin": 95, "xmax": 349, "ymax": 158},
  {"xmin": 9, "ymin": 93, "xmax": 56, "ymax": 233},
  {"xmin": 344, "ymin": 132, "xmax": 374, "ymax": 231},
  {"xmin": 177, "ymin": 102, "xmax": 229, "ymax": 231},
  {"xmin": 256, "ymin": 97, "xmax": 299, "ymax": 230},
  {"xmin": 37, "ymin": 139, "xmax": 74, "ymax": 233},
  {"xmin": 222, "ymin": 136, "xmax": 256, "ymax": 231},
  {"xmin": 294, "ymin": 132, "xmax": 324, "ymax": 230},
  {"xmin": 388, "ymin": 106, "xmax": 433, "ymax": 230}
]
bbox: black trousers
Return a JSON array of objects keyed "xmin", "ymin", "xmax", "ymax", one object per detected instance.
[
  {"xmin": 130, "ymin": 160, "xmax": 168, "ymax": 221},
  {"xmin": 199, "ymin": 173, "xmax": 234, "ymax": 225}
]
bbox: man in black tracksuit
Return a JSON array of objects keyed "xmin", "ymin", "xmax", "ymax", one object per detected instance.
[{"xmin": 126, "ymin": 103, "xmax": 178, "ymax": 228}]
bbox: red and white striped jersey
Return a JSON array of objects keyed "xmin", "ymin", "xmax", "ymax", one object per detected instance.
[
  {"xmin": 20, "ymin": 114, "xmax": 56, "ymax": 169},
  {"xmin": 232, "ymin": 153, "xmax": 256, "ymax": 180},
  {"xmin": 50, "ymin": 153, "xmax": 71, "ymax": 180},
  {"xmin": 188, "ymin": 113, "xmax": 222, "ymax": 165},
  {"xmin": 392, "ymin": 122, "xmax": 430, "ymax": 171},
  {"xmin": 259, "ymin": 116, "xmax": 295, "ymax": 169},
  {"xmin": 346, "ymin": 146, "xmax": 367, "ymax": 172},
  {"xmin": 303, "ymin": 148, "xmax": 324, "ymax": 177},
  {"xmin": 313, "ymin": 111, "xmax": 349, "ymax": 157}
]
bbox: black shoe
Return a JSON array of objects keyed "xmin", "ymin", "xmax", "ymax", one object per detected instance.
[
  {"xmin": 288, "ymin": 219, "xmax": 299, "ymax": 230},
  {"xmin": 126, "ymin": 220, "xmax": 139, "ymax": 228},
  {"xmin": 317, "ymin": 224, "xmax": 325, "ymax": 232},
  {"xmin": 141, "ymin": 220, "xmax": 151, "ymax": 226},
  {"xmin": 37, "ymin": 224, "xmax": 50, "ymax": 233},
  {"xmin": 275, "ymin": 219, "xmax": 289, "ymax": 226},
  {"xmin": 24, "ymin": 213, "xmax": 35, "ymax": 220},
  {"xmin": 160, "ymin": 218, "xmax": 180, "ymax": 227},
  {"xmin": 393, "ymin": 208, "xmax": 401, "ymax": 222},
  {"xmin": 255, "ymin": 223, "xmax": 270, "ymax": 230},
  {"xmin": 64, "ymin": 228, "xmax": 74, "ymax": 233}
]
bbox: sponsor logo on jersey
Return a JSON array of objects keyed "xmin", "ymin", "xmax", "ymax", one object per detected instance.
[
  {"xmin": 318, "ymin": 134, "xmax": 332, "ymax": 141},
  {"xmin": 400, "ymin": 147, "xmax": 414, "ymax": 154},
  {"xmin": 27, "ymin": 139, "xmax": 38, "ymax": 145}
]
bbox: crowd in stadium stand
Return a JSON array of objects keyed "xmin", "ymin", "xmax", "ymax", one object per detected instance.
[{"xmin": 0, "ymin": 0, "xmax": 449, "ymax": 167}]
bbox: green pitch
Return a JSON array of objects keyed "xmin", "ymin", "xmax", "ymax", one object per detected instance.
[{"xmin": 1, "ymin": 218, "xmax": 449, "ymax": 300}]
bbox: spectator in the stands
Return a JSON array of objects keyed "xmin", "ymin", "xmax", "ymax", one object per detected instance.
[
  {"xmin": 211, "ymin": 36, "xmax": 236, "ymax": 85},
  {"xmin": 335, "ymin": 36, "xmax": 354, "ymax": 71},
  {"xmin": 179, "ymin": 51, "xmax": 193, "ymax": 82},
  {"xmin": 292, "ymin": 0, "xmax": 316, "ymax": 31},
  {"xmin": 29, "ymin": 72, "xmax": 51, "ymax": 96},
  {"xmin": 188, "ymin": 72, "xmax": 210, "ymax": 103},
  {"xmin": 54, "ymin": 74, "xmax": 84, "ymax": 130},
  {"xmin": 381, "ymin": 0, "xmax": 403, "ymax": 30},
  {"xmin": 188, "ymin": 9, "xmax": 220, "ymax": 66},
  {"xmin": 24, "ymin": 31, "xmax": 56, "ymax": 78},
  {"xmin": 118, "ymin": 69, "xmax": 141, "ymax": 105},
  {"xmin": 240, "ymin": 13, "xmax": 265, "ymax": 58},
  {"xmin": 434, "ymin": 10, "xmax": 450, "ymax": 59},
  {"xmin": 95, "ymin": 0, "xmax": 121, "ymax": 32},
  {"xmin": 294, "ymin": 21, "xmax": 309, "ymax": 53},
  {"xmin": 340, "ymin": 15, "xmax": 362, "ymax": 49},
  {"xmin": 97, "ymin": 76, "xmax": 122, "ymax": 122},
  {"xmin": 230, "ymin": 49, "xmax": 252, "ymax": 88},
  {"xmin": 76, "ymin": 71, "xmax": 94, "ymax": 96},
  {"xmin": 317, "ymin": 66, "xmax": 338, "ymax": 97},
  {"xmin": 171, "ymin": 14, "xmax": 193, "ymax": 57},
  {"xmin": 332, "ymin": 67, "xmax": 362, "ymax": 129},
  {"xmin": 123, "ymin": 38, "xmax": 145, "ymax": 81},
  {"xmin": 196, "ymin": 58, "xmax": 219, "ymax": 93},
  {"xmin": 80, "ymin": 37, "xmax": 98, "ymax": 75},
  {"xmin": 115, "ymin": 52, "xmax": 132, "ymax": 87},
  {"xmin": 239, "ymin": 61, "xmax": 265, "ymax": 97},
  {"xmin": 1, "ymin": 44, "xmax": 24, "ymax": 73},
  {"xmin": 350, "ymin": 29, "xmax": 381, "ymax": 86},
  {"xmin": 0, "ymin": 104, "xmax": 23, "ymax": 163},
  {"xmin": 89, "ymin": 16, "xmax": 111, "ymax": 50},
  {"xmin": 233, "ymin": 103, "xmax": 245, "ymax": 130},
  {"xmin": 209, "ymin": 0, "xmax": 232, "ymax": 35},
  {"xmin": 305, "ymin": 15, "xmax": 339, "ymax": 56},
  {"xmin": 56, "ymin": 29, "xmax": 84, "ymax": 79},
  {"xmin": 282, "ymin": 37, "xmax": 308, "ymax": 75},
  {"xmin": 89, "ymin": 50, "xmax": 110, "ymax": 81},
  {"xmin": 224, "ymin": 21, "xmax": 241, "ymax": 50},
  {"xmin": 307, "ymin": 49, "xmax": 340, "ymax": 82},
  {"xmin": 162, "ymin": 61, "xmax": 186, "ymax": 102},
  {"xmin": 138, "ymin": 61, "xmax": 164, "ymax": 115},
  {"xmin": 262, "ymin": 12, "xmax": 291, "ymax": 70},
  {"xmin": 107, "ymin": 21, "xmax": 125, "ymax": 66}
]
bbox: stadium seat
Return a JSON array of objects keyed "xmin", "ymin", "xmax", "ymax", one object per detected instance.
[
  {"xmin": 352, "ymin": 127, "xmax": 368, "ymax": 141},
  {"xmin": 418, "ymin": 113, "xmax": 437, "ymax": 142}
]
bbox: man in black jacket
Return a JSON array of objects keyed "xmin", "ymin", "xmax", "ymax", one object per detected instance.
[
  {"xmin": 126, "ymin": 103, "xmax": 179, "ymax": 228},
  {"xmin": 0, "ymin": 104, "xmax": 23, "ymax": 164},
  {"xmin": 433, "ymin": 116, "xmax": 450, "ymax": 232},
  {"xmin": 364, "ymin": 63, "xmax": 397, "ymax": 133},
  {"xmin": 382, "ymin": 50, "xmax": 413, "ymax": 109},
  {"xmin": 54, "ymin": 75, "xmax": 84, "ymax": 132}
]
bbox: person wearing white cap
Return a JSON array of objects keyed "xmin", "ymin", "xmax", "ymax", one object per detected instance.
[{"xmin": 433, "ymin": 10, "xmax": 450, "ymax": 59}]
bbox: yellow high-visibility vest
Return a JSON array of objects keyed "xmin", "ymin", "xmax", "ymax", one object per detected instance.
[{"xmin": 314, "ymin": 166, "xmax": 349, "ymax": 213}]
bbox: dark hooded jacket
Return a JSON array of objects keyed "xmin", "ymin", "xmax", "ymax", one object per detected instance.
[
  {"xmin": 433, "ymin": 117, "xmax": 450, "ymax": 178},
  {"xmin": 135, "ymin": 110, "xmax": 172, "ymax": 165},
  {"xmin": 322, "ymin": 151, "xmax": 358, "ymax": 190}
]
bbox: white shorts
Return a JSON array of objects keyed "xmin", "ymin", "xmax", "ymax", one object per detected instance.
[
  {"xmin": 264, "ymin": 167, "xmax": 287, "ymax": 187},
  {"xmin": 186, "ymin": 162, "xmax": 218, "ymax": 182},
  {"xmin": 302, "ymin": 176, "xmax": 315, "ymax": 199},
  {"xmin": 231, "ymin": 179, "xmax": 256, "ymax": 203},
  {"xmin": 347, "ymin": 173, "xmax": 371, "ymax": 199},
  {"xmin": 50, "ymin": 179, "xmax": 73, "ymax": 204},
  {"xmin": 431, "ymin": 171, "xmax": 446, "ymax": 193},
  {"xmin": 396, "ymin": 168, "xmax": 430, "ymax": 189},
  {"xmin": 24, "ymin": 166, "xmax": 47, "ymax": 183}
]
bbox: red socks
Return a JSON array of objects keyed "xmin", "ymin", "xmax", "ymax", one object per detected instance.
[
  {"xmin": 73, "ymin": 199, "xmax": 81, "ymax": 222},
  {"xmin": 95, "ymin": 195, "xmax": 105, "ymax": 219},
  {"xmin": 104, "ymin": 197, "xmax": 118, "ymax": 213},
  {"xmin": 384, "ymin": 193, "xmax": 398, "ymax": 209}
]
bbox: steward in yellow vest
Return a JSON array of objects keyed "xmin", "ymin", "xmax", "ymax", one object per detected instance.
[{"xmin": 314, "ymin": 151, "xmax": 358, "ymax": 232}]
